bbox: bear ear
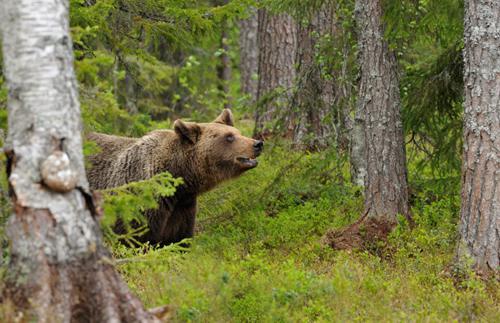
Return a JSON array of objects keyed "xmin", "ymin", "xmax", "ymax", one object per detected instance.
[
  {"xmin": 213, "ymin": 109, "xmax": 234, "ymax": 126},
  {"xmin": 174, "ymin": 119, "xmax": 201, "ymax": 144}
]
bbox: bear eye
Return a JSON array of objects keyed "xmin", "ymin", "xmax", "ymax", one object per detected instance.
[{"xmin": 226, "ymin": 134, "xmax": 235, "ymax": 143}]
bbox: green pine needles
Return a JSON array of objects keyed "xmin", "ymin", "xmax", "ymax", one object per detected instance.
[{"xmin": 100, "ymin": 171, "xmax": 183, "ymax": 246}]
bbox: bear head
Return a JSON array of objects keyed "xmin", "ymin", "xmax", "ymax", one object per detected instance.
[{"xmin": 173, "ymin": 109, "xmax": 263, "ymax": 191}]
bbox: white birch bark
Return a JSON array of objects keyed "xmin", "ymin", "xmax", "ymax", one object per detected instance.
[{"xmin": 0, "ymin": 0, "xmax": 159, "ymax": 320}]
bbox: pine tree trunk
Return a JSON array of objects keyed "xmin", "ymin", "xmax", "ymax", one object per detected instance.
[
  {"xmin": 292, "ymin": 6, "xmax": 336, "ymax": 150},
  {"xmin": 457, "ymin": 0, "xmax": 500, "ymax": 273},
  {"xmin": 291, "ymin": 4, "xmax": 355, "ymax": 151},
  {"xmin": 217, "ymin": 20, "xmax": 232, "ymax": 110},
  {"xmin": 324, "ymin": 0, "xmax": 409, "ymax": 249},
  {"xmin": 254, "ymin": 9, "xmax": 296, "ymax": 139},
  {"xmin": 0, "ymin": 1, "xmax": 160, "ymax": 321},
  {"xmin": 349, "ymin": 1, "xmax": 369, "ymax": 188},
  {"xmin": 239, "ymin": 8, "xmax": 259, "ymax": 105},
  {"xmin": 124, "ymin": 70, "xmax": 139, "ymax": 114},
  {"xmin": 214, "ymin": 0, "xmax": 232, "ymax": 110},
  {"xmin": 350, "ymin": 110, "xmax": 366, "ymax": 187},
  {"xmin": 358, "ymin": 0, "xmax": 409, "ymax": 224}
]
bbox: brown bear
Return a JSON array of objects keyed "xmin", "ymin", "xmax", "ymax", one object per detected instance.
[{"xmin": 86, "ymin": 109, "xmax": 263, "ymax": 245}]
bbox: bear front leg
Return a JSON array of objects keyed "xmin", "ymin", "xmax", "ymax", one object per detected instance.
[
  {"xmin": 171, "ymin": 200, "xmax": 197, "ymax": 246},
  {"xmin": 154, "ymin": 195, "xmax": 197, "ymax": 246}
]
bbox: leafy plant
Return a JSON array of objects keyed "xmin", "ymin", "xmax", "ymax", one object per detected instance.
[{"xmin": 101, "ymin": 171, "xmax": 183, "ymax": 246}]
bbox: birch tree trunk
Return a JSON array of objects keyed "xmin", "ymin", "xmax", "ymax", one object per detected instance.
[
  {"xmin": 324, "ymin": 0, "xmax": 409, "ymax": 249},
  {"xmin": 457, "ymin": 0, "xmax": 500, "ymax": 273},
  {"xmin": 239, "ymin": 8, "xmax": 259, "ymax": 105},
  {"xmin": 254, "ymin": 9, "xmax": 296, "ymax": 139},
  {"xmin": 0, "ymin": 0, "xmax": 160, "ymax": 321}
]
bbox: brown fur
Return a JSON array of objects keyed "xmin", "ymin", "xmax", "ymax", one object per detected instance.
[{"xmin": 86, "ymin": 110, "xmax": 262, "ymax": 245}]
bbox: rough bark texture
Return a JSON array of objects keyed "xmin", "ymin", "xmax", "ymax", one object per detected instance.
[
  {"xmin": 254, "ymin": 9, "xmax": 297, "ymax": 138},
  {"xmin": 291, "ymin": 7, "xmax": 333, "ymax": 150},
  {"xmin": 458, "ymin": 0, "xmax": 500, "ymax": 273},
  {"xmin": 350, "ymin": 106, "xmax": 366, "ymax": 187},
  {"xmin": 0, "ymin": 0, "xmax": 159, "ymax": 321},
  {"xmin": 239, "ymin": 8, "xmax": 259, "ymax": 104},
  {"xmin": 324, "ymin": 0, "xmax": 409, "ymax": 249},
  {"xmin": 349, "ymin": 1, "xmax": 368, "ymax": 187},
  {"xmin": 291, "ymin": 4, "xmax": 354, "ymax": 151}
]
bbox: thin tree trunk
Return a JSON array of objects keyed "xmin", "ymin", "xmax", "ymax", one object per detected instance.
[
  {"xmin": 215, "ymin": 0, "xmax": 232, "ymax": 110},
  {"xmin": 0, "ymin": 0, "xmax": 160, "ymax": 321},
  {"xmin": 124, "ymin": 70, "xmax": 139, "ymax": 114},
  {"xmin": 334, "ymin": 33, "xmax": 355, "ymax": 152},
  {"xmin": 350, "ymin": 110, "xmax": 366, "ymax": 187},
  {"xmin": 239, "ymin": 8, "xmax": 259, "ymax": 105},
  {"xmin": 324, "ymin": 0, "xmax": 409, "ymax": 249},
  {"xmin": 217, "ymin": 21, "xmax": 232, "ymax": 110},
  {"xmin": 254, "ymin": 9, "xmax": 296, "ymax": 139},
  {"xmin": 349, "ymin": 1, "xmax": 368, "ymax": 188},
  {"xmin": 457, "ymin": 0, "xmax": 500, "ymax": 273}
]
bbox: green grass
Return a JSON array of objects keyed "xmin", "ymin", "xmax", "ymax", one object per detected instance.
[{"xmin": 115, "ymin": 143, "xmax": 499, "ymax": 322}]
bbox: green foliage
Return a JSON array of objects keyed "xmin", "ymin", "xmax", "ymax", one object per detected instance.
[
  {"xmin": 262, "ymin": 0, "xmax": 328, "ymax": 16},
  {"xmin": 115, "ymin": 142, "xmax": 499, "ymax": 322},
  {"xmin": 384, "ymin": 0, "xmax": 464, "ymax": 174},
  {"xmin": 101, "ymin": 172, "xmax": 183, "ymax": 246},
  {"xmin": 403, "ymin": 42, "xmax": 463, "ymax": 173},
  {"xmin": 258, "ymin": 0, "xmax": 358, "ymax": 144},
  {"xmin": 69, "ymin": 0, "xmax": 256, "ymax": 127},
  {"xmin": 1, "ymin": 0, "xmax": 498, "ymax": 321},
  {"xmin": 0, "ymin": 77, "xmax": 6, "ymax": 126}
]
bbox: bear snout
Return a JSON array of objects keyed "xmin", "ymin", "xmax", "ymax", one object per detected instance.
[{"xmin": 253, "ymin": 140, "xmax": 264, "ymax": 156}]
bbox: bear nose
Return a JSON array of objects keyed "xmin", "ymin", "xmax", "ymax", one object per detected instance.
[{"xmin": 254, "ymin": 140, "xmax": 264, "ymax": 154}]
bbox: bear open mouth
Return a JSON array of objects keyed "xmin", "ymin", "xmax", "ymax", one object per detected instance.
[{"xmin": 236, "ymin": 157, "xmax": 258, "ymax": 169}]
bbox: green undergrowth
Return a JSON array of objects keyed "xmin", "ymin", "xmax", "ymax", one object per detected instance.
[
  {"xmin": 101, "ymin": 171, "xmax": 183, "ymax": 246},
  {"xmin": 114, "ymin": 142, "xmax": 499, "ymax": 322}
]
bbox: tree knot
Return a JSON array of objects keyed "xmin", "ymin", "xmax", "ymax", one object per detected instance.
[{"xmin": 41, "ymin": 150, "xmax": 78, "ymax": 193}]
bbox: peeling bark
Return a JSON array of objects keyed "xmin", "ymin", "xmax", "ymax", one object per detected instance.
[
  {"xmin": 458, "ymin": 0, "xmax": 500, "ymax": 273},
  {"xmin": 0, "ymin": 0, "xmax": 159, "ymax": 320},
  {"xmin": 254, "ymin": 9, "xmax": 297, "ymax": 138}
]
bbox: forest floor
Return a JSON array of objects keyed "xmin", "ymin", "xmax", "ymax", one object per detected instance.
[{"xmin": 115, "ymin": 139, "xmax": 500, "ymax": 322}]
